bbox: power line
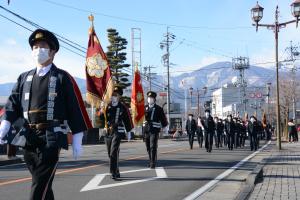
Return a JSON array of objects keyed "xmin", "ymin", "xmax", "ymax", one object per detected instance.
[
  {"xmin": 41, "ymin": 0, "xmax": 252, "ymax": 30},
  {"xmin": 0, "ymin": 5, "xmax": 87, "ymax": 54}
]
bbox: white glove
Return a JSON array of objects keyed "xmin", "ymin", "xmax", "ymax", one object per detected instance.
[
  {"xmin": 162, "ymin": 126, "xmax": 168, "ymax": 134},
  {"xmin": 72, "ymin": 132, "xmax": 83, "ymax": 160},
  {"xmin": 0, "ymin": 120, "xmax": 11, "ymax": 145}
]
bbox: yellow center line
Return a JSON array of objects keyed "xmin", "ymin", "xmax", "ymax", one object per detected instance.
[{"xmin": 0, "ymin": 147, "xmax": 189, "ymax": 187}]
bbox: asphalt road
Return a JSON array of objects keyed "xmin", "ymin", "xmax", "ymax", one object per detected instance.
[{"xmin": 0, "ymin": 139, "xmax": 258, "ymax": 200}]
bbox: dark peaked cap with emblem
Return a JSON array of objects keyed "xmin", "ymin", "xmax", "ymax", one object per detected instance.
[
  {"xmin": 113, "ymin": 86, "xmax": 123, "ymax": 96},
  {"xmin": 29, "ymin": 29, "xmax": 59, "ymax": 52},
  {"xmin": 147, "ymin": 91, "xmax": 157, "ymax": 98}
]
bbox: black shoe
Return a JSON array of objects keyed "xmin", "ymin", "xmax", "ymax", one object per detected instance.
[
  {"xmin": 150, "ymin": 164, "xmax": 156, "ymax": 169},
  {"xmin": 116, "ymin": 173, "xmax": 120, "ymax": 178},
  {"xmin": 111, "ymin": 174, "xmax": 116, "ymax": 179}
]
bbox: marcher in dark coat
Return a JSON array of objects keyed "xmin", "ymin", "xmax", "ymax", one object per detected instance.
[
  {"xmin": 203, "ymin": 109, "xmax": 215, "ymax": 153},
  {"xmin": 225, "ymin": 115, "xmax": 235, "ymax": 150},
  {"xmin": 185, "ymin": 114, "xmax": 197, "ymax": 149},
  {"xmin": 0, "ymin": 29, "xmax": 92, "ymax": 200},
  {"xmin": 248, "ymin": 116, "xmax": 259, "ymax": 151},
  {"xmin": 143, "ymin": 91, "xmax": 168, "ymax": 169},
  {"xmin": 214, "ymin": 117, "xmax": 224, "ymax": 148}
]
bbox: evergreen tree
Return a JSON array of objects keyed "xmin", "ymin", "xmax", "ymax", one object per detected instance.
[{"xmin": 106, "ymin": 28, "xmax": 131, "ymax": 104}]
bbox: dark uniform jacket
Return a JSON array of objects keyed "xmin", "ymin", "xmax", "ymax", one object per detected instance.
[
  {"xmin": 225, "ymin": 120, "xmax": 236, "ymax": 136},
  {"xmin": 216, "ymin": 122, "xmax": 224, "ymax": 134},
  {"xmin": 185, "ymin": 119, "xmax": 197, "ymax": 134},
  {"xmin": 203, "ymin": 116, "xmax": 215, "ymax": 134},
  {"xmin": 105, "ymin": 102, "xmax": 134, "ymax": 138},
  {"xmin": 248, "ymin": 121, "xmax": 259, "ymax": 136},
  {"xmin": 3, "ymin": 64, "xmax": 92, "ymax": 149},
  {"xmin": 144, "ymin": 104, "xmax": 168, "ymax": 134}
]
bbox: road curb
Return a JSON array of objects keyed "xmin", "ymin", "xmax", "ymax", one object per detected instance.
[
  {"xmin": 235, "ymin": 158, "xmax": 268, "ymax": 200},
  {"xmin": 0, "ymin": 157, "xmax": 23, "ymax": 166}
]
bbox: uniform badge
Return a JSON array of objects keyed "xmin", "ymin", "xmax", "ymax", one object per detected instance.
[{"xmin": 35, "ymin": 32, "xmax": 43, "ymax": 39}]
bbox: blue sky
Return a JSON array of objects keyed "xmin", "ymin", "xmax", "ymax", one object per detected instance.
[{"xmin": 0, "ymin": 0, "xmax": 299, "ymax": 83}]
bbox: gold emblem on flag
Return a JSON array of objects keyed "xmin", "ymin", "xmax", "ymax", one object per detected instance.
[
  {"xmin": 137, "ymin": 92, "xmax": 143, "ymax": 103},
  {"xmin": 86, "ymin": 53, "xmax": 108, "ymax": 78}
]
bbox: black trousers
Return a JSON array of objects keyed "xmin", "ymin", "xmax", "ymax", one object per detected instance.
[
  {"xmin": 205, "ymin": 132, "xmax": 213, "ymax": 152},
  {"xmin": 24, "ymin": 146, "xmax": 59, "ymax": 200},
  {"xmin": 145, "ymin": 133, "xmax": 159, "ymax": 167},
  {"xmin": 227, "ymin": 134, "xmax": 234, "ymax": 150},
  {"xmin": 187, "ymin": 131, "xmax": 195, "ymax": 149},
  {"xmin": 249, "ymin": 134, "xmax": 258, "ymax": 151},
  {"xmin": 196, "ymin": 131, "xmax": 203, "ymax": 148},
  {"xmin": 215, "ymin": 132, "xmax": 222, "ymax": 148},
  {"xmin": 105, "ymin": 134, "xmax": 121, "ymax": 176}
]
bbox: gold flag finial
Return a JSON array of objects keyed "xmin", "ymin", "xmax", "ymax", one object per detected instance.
[
  {"xmin": 88, "ymin": 14, "xmax": 94, "ymax": 33},
  {"xmin": 134, "ymin": 62, "xmax": 139, "ymax": 71}
]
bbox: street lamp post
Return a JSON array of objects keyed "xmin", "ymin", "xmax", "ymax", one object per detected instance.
[
  {"xmin": 251, "ymin": 1, "xmax": 300, "ymax": 150},
  {"xmin": 266, "ymin": 82, "xmax": 272, "ymax": 123},
  {"xmin": 189, "ymin": 87, "xmax": 193, "ymax": 112}
]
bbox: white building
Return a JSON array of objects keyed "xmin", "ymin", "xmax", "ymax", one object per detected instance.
[{"xmin": 211, "ymin": 84, "xmax": 267, "ymax": 120}]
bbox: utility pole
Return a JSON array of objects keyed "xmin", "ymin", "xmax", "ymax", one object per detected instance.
[
  {"xmin": 160, "ymin": 27, "xmax": 175, "ymax": 126},
  {"xmin": 232, "ymin": 56, "xmax": 250, "ymax": 116},
  {"xmin": 143, "ymin": 65, "xmax": 156, "ymax": 91}
]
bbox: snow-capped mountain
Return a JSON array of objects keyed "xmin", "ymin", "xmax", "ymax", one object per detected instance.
[{"xmin": 0, "ymin": 61, "xmax": 297, "ymax": 98}]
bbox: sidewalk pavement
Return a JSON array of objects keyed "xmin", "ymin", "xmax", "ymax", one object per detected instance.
[
  {"xmin": 248, "ymin": 141, "xmax": 300, "ymax": 200},
  {"xmin": 195, "ymin": 140, "xmax": 274, "ymax": 200}
]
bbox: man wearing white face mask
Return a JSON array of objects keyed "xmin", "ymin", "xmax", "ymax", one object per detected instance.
[
  {"xmin": 143, "ymin": 91, "xmax": 168, "ymax": 168},
  {"xmin": 203, "ymin": 109, "xmax": 215, "ymax": 153},
  {"xmin": 0, "ymin": 29, "xmax": 92, "ymax": 200},
  {"xmin": 185, "ymin": 114, "xmax": 197, "ymax": 149},
  {"xmin": 102, "ymin": 86, "xmax": 133, "ymax": 180},
  {"xmin": 248, "ymin": 116, "xmax": 259, "ymax": 151}
]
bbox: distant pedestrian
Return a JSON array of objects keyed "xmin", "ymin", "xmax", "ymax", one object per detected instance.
[
  {"xmin": 203, "ymin": 109, "xmax": 215, "ymax": 153},
  {"xmin": 225, "ymin": 115, "xmax": 235, "ymax": 150},
  {"xmin": 288, "ymin": 119, "xmax": 297, "ymax": 143},
  {"xmin": 248, "ymin": 116, "xmax": 259, "ymax": 151},
  {"xmin": 185, "ymin": 114, "xmax": 197, "ymax": 149}
]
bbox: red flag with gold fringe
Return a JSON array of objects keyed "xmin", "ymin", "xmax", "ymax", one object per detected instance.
[
  {"xmin": 85, "ymin": 17, "xmax": 114, "ymax": 107},
  {"xmin": 130, "ymin": 66, "xmax": 145, "ymax": 126}
]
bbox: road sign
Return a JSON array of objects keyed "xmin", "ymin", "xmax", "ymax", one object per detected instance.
[{"xmin": 80, "ymin": 167, "xmax": 168, "ymax": 192}]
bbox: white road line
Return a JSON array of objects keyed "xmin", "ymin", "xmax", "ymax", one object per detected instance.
[
  {"xmin": 80, "ymin": 167, "xmax": 168, "ymax": 192},
  {"xmin": 183, "ymin": 141, "xmax": 271, "ymax": 200}
]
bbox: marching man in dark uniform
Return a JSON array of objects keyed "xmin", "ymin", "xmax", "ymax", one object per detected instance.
[
  {"xmin": 248, "ymin": 116, "xmax": 259, "ymax": 151},
  {"xmin": 225, "ymin": 115, "xmax": 235, "ymax": 150},
  {"xmin": 203, "ymin": 109, "xmax": 215, "ymax": 153},
  {"xmin": 0, "ymin": 29, "xmax": 92, "ymax": 200},
  {"xmin": 185, "ymin": 114, "xmax": 197, "ymax": 149},
  {"xmin": 103, "ymin": 86, "xmax": 133, "ymax": 180},
  {"xmin": 143, "ymin": 91, "xmax": 168, "ymax": 169}
]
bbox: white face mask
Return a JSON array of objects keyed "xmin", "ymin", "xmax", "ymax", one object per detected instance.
[
  {"xmin": 250, "ymin": 118, "xmax": 255, "ymax": 123},
  {"xmin": 32, "ymin": 48, "xmax": 50, "ymax": 65},
  {"xmin": 205, "ymin": 112, "xmax": 209, "ymax": 118},
  {"xmin": 227, "ymin": 117, "xmax": 231, "ymax": 121},
  {"xmin": 147, "ymin": 97, "xmax": 154, "ymax": 105},
  {"xmin": 111, "ymin": 96, "xmax": 118, "ymax": 104},
  {"xmin": 188, "ymin": 116, "xmax": 192, "ymax": 120}
]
